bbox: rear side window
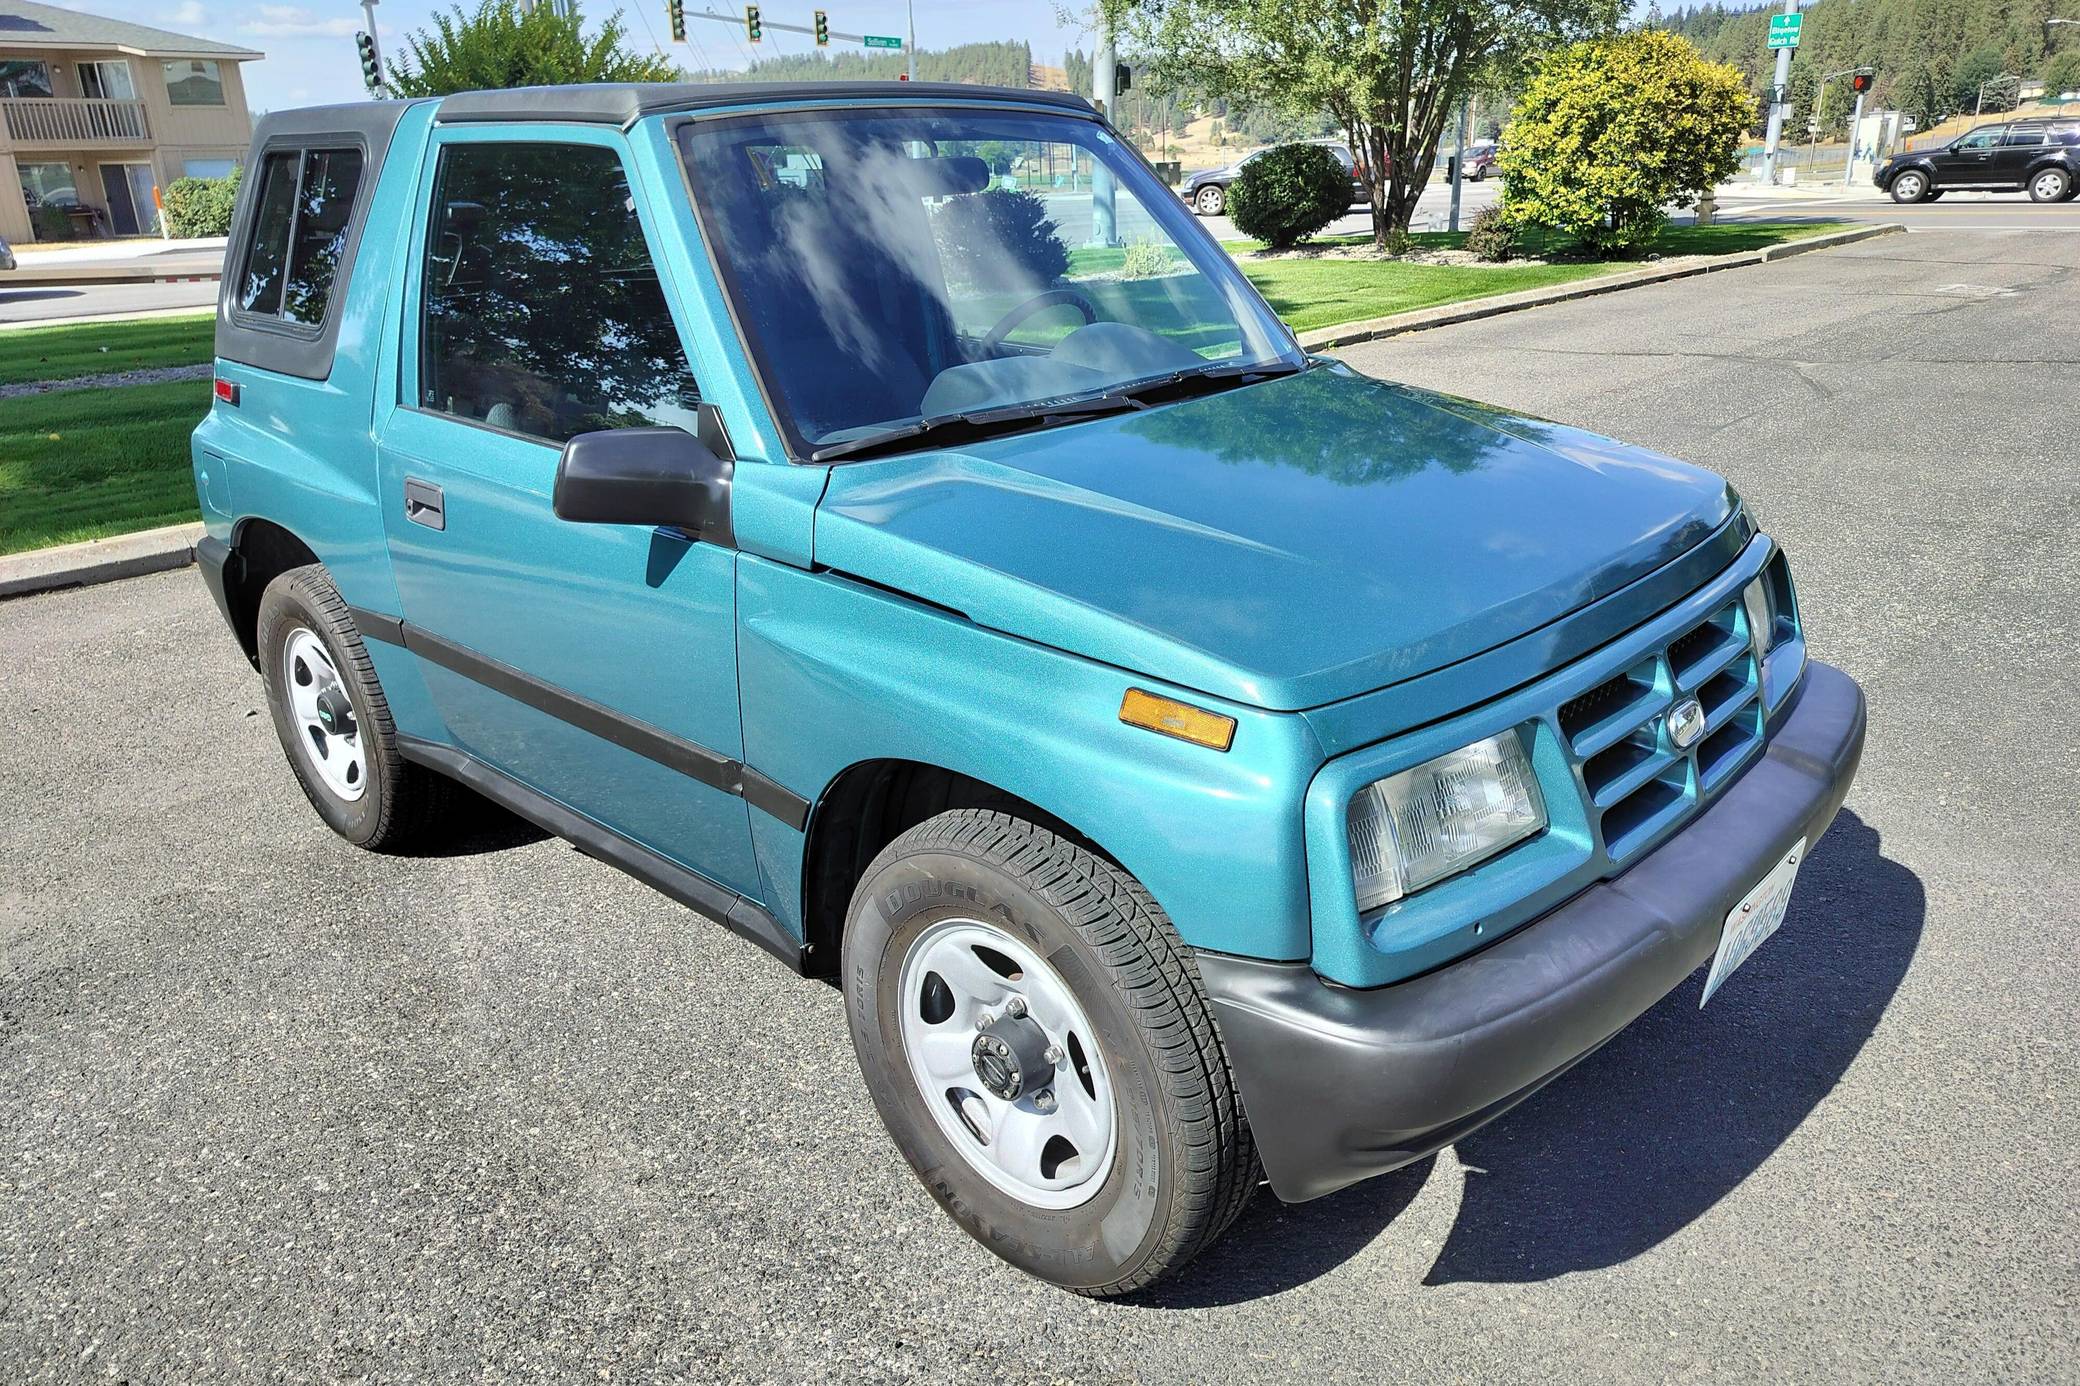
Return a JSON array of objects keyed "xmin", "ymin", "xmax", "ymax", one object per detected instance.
[
  {"xmin": 235, "ymin": 145, "xmax": 365, "ymax": 324},
  {"xmin": 2001, "ymin": 128, "xmax": 2047, "ymax": 147},
  {"xmin": 416, "ymin": 141, "xmax": 702, "ymax": 445}
]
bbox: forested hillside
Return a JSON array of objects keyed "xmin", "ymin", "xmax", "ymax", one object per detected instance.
[
  {"xmin": 1663, "ymin": 0, "xmax": 2080, "ymax": 129},
  {"xmin": 683, "ymin": 40, "xmax": 1032, "ymax": 88}
]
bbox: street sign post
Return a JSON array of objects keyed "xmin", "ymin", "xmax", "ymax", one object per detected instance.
[
  {"xmin": 1768, "ymin": 13, "xmax": 1803, "ymax": 49},
  {"xmin": 863, "ymin": 34, "xmax": 902, "ymax": 48}
]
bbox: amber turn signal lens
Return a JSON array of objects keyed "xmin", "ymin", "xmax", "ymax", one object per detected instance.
[{"xmin": 1118, "ymin": 688, "xmax": 1236, "ymax": 752}]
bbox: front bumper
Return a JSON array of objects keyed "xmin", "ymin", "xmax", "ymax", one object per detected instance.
[{"xmin": 1199, "ymin": 659, "xmax": 1866, "ymax": 1203}]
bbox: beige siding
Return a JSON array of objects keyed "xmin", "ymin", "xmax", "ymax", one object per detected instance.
[{"xmin": 1, "ymin": 47, "xmax": 254, "ymax": 242}]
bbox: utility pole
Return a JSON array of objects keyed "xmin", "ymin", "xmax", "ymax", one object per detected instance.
[
  {"xmin": 1090, "ymin": 14, "xmax": 1118, "ymax": 248},
  {"xmin": 1759, "ymin": 0, "xmax": 1797, "ymax": 185},
  {"xmin": 906, "ymin": 0, "xmax": 916, "ymax": 82},
  {"xmin": 1842, "ymin": 85, "xmax": 1867, "ymax": 184},
  {"xmin": 1448, "ymin": 96, "xmax": 1470, "ymax": 233}
]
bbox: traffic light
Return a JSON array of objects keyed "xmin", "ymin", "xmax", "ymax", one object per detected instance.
[
  {"xmin": 814, "ymin": 9, "xmax": 828, "ymax": 45},
  {"xmin": 1116, "ymin": 63, "xmax": 1132, "ymax": 94},
  {"xmin": 355, "ymin": 31, "xmax": 380, "ymax": 92},
  {"xmin": 745, "ymin": 4, "xmax": 761, "ymax": 41},
  {"xmin": 667, "ymin": 0, "xmax": 685, "ymax": 42},
  {"xmin": 1850, "ymin": 71, "xmax": 1873, "ymax": 94}
]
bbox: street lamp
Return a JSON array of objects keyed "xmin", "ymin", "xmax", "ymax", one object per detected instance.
[{"xmin": 1975, "ymin": 72, "xmax": 2020, "ymax": 120}]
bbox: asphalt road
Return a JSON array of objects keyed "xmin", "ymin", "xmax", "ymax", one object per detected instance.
[
  {"xmin": 0, "ymin": 278, "xmax": 219, "ymax": 324},
  {"xmin": 2, "ymin": 229, "xmax": 2075, "ymax": 1383}
]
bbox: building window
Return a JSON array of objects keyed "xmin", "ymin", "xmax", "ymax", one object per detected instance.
[
  {"xmin": 162, "ymin": 59, "xmax": 224, "ymax": 106},
  {"xmin": 0, "ymin": 59, "xmax": 54, "ymax": 98},
  {"xmin": 77, "ymin": 60, "xmax": 136, "ymax": 101},
  {"xmin": 17, "ymin": 161, "xmax": 88, "ymax": 241},
  {"xmin": 184, "ymin": 158, "xmax": 237, "ymax": 180}
]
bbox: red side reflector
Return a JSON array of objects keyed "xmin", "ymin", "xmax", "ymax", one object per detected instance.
[{"xmin": 214, "ymin": 378, "xmax": 239, "ymax": 405}]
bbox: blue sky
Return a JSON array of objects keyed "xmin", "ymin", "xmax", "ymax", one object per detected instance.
[{"xmin": 87, "ymin": 1, "xmax": 1109, "ymax": 113}]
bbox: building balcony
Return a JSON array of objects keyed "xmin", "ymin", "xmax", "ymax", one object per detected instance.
[{"xmin": 1, "ymin": 96, "xmax": 151, "ymax": 147}]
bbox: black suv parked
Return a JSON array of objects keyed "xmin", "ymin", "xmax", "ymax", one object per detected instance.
[{"xmin": 1875, "ymin": 120, "xmax": 2080, "ymax": 203}]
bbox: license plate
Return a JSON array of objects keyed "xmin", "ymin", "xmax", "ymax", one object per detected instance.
[{"xmin": 1700, "ymin": 837, "xmax": 1806, "ymax": 1007}]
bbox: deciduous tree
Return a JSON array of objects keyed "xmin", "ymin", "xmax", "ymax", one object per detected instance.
[{"xmin": 386, "ymin": 0, "xmax": 677, "ymax": 97}]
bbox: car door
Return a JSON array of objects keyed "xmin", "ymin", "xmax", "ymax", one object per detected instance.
[
  {"xmin": 1937, "ymin": 127, "xmax": 2002, "ymax": 185},
  {"xmin": 1995, "ymin": 126, "xmax": 2047, "ymax": 185},
  {"xmin": 372, "ymin": 127, "xmax": 762, "ymax": 900}
]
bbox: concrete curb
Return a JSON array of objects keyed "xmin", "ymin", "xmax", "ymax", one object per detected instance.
[
  {"xmin": 0, "ymin": 522, "xmax": 206, "ymax": 601},
  {"xmin": 1297, "ymin": 223, "xmax": 1905, "ymax": 351},
  {"xmin": 2, "ymin": 264, "xmax": 220, "ymax": 287}
]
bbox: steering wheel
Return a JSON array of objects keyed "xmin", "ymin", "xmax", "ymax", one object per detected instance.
[{"xmin": 979, "ymin": 287, "xmax": 1099, "ymax": 355}]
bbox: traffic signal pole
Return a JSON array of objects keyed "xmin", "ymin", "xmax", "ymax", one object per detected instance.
[
  {"xmin": 358, "ymin": 0, "xmax": 385, "ymax": 96},
  {"xmin": 1843, "ymin": 86, "xmax": 1867, "ymax": 184},
  {"xmin": 1759, "ymin": 0, "xmax": 1797, "ymax": 184},
  {"xmin": 1090, "ymin": 16, "xmax": 1119, "ymax": 248},
  {"xmin": 684, "ymin": 8, "xmax": 886, "ymax": 47}
]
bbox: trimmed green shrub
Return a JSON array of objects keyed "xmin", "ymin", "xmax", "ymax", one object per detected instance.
[
  {"xmin": 1121, "ymin": 237, "xmax": 1180, "ymax": 279},
  {"xmin": 1228, "ymin": 143, "xmax": 1350, "ymax": 250},
  {"xmin": 1465, "ymin": 204, "xmax": 1518, "ymax": 262},
  {"xmin": 1499, "ymin": 30, "xmax": 1752, "ymax": 256},
  {"xmin": 930, "ymin": 187, "xmax": 1069, "ymax": 292},
  {"xmin": 162, "ymin": 166, "xmax": 242, "ymax": 237}
]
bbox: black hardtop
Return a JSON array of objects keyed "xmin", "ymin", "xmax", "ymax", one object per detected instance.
[{"xmin": 432, "ymin": 81, "xmax": 1097, "ymax": 130}]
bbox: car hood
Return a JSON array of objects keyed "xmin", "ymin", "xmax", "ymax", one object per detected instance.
[{"xmin": 812, "ymin": 363, "xmax": 1737, "ymax": 712}]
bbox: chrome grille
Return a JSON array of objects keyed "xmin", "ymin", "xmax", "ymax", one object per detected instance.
[{"xmin": 1563, "ymin": 594, "xmax": 1764, "ymax": 862}]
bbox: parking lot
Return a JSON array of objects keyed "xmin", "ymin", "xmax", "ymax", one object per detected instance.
[{"xmin": 2, "ymin": 228, "xmax": 2074, "ymax": 1382}]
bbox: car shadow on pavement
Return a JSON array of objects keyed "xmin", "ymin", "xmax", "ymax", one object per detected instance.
[{"xmin": 1140, "ymin": 808, "xmax": 1921, "ymax": 1306}]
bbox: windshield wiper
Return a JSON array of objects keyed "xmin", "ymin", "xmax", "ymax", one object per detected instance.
[
  {"xmin": 808, "ymin": 390, "xmax": 1147, "ymax": 463},
  {"xmin": 1107, "ymin": 359, "xmax": 1305, "ymax": 407}
]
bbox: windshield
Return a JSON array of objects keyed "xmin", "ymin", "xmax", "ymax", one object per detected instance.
[{"xmin": 677, "ymin": 107, "xmax": 1300, "ymax": 458}]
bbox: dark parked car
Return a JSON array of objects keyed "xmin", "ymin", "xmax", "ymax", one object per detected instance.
[
  {"xmin": 1181, "ymin": 140, "xmax": 1368, "ymax": 215},
  {"xmin": 1875, "ymin": 119, "xmax": 2080, "ymax": 203}
]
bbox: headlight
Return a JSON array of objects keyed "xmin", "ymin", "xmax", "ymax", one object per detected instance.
[{"xmin": 1346, "ymin": 730, "xmax": 1547, "ymax": 912}]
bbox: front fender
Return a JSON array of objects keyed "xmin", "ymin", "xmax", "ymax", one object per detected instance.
[{"xmin": 735, "ymin": 556, "xmax": 1323, "ymax": 962}]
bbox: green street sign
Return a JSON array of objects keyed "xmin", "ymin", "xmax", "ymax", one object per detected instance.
[
  {"xmin": 1767, "ymin": 13, "xmax": 1803, "ymax": 49},
  {"xmin": 863, "ymin": 34, "xmax": 902, "ymax": 48}
]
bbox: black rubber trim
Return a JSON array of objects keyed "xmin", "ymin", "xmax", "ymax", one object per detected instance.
[
  {"xmin": 196, "ymin": 535, "xmax": 237, "ymax": 632},
  {"xmin": 433, "ymin": 81, "xmax": 1094, "ymax": 129},
  {"xmin": 741, "ymin": 768, "xmax": 811, "ymax": 831},
  {"xmin": 395, "ymin": 736, "xmax": 807, "ymax": 974},
  {"xmin": 348, "ymin": 607, "xmax": 812, "ymax": 828},
  {"xmin": 1199, "ymin": 660, "xmax": 1867, "ymax": 1204}
]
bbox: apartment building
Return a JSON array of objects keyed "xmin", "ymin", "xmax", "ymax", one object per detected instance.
[{"xmin": 0, "ymin": 0, "xmax": 259, "ymax": 242}]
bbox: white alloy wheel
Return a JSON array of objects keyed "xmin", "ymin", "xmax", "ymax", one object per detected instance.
[
  {"xmin": 281, "ymin": 626, "xmax": 366, "ymax": 802},
  {"xmin": 2031, "ymin": 169, "xmax": 2068, "ymax": 202},
  {"xmin": 897, "ymin": 917, "xmax": 1117, "ymax": 1210},
  {"xmin": 1194, "ymin": 184, "xmax": 1223, "ymax": 215}
]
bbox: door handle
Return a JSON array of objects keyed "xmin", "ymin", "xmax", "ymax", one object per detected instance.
[{"xmin": 404, "ymin": 477, "xmax": 445, "ymax": 531}]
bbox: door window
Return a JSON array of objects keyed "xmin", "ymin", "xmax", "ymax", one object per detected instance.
[
  {"xmin": 2000, "ymin": 127, "xmax": 2047, "ymax": 147},
  {"xmin": 417, "ymin": 141, "xmax": 704, "ymax": 445},
  {"xmin": 0, "ymin": 59, "xmax": 52, "ymax": 98},
  {"xmin": 98, "ymin": 162, "xmax": 158, "ymax": 236},
  {"xmin": 234, "ymin": 146, "xmax": 365, "ymax": 323},
  {"xmin": 77, "ymin": 61, "xmax": 136, "ymax": 100},
  {"xmin": 1954, "ymin": 129, "xmax": 2001, "ymax": 150}
]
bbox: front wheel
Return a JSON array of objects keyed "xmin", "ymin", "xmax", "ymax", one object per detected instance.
[
  {"xmin": 2028, "ymin": 167, "xmax": 2072, "ymax": 203},
  {"xmin": 843, "ymin": 810, "xmax": 1257, "ymax": 1297},
  {"xmin": 1193, "ymin": 183, "xmax": 1224, "ymax": 216},
  {"xmin": 1889, "ymin": 170, "xmax": 1930, "ymax": 203}
]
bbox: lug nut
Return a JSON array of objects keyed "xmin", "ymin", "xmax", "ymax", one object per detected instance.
[
  {"xmin": 975, "ymin": 1011, "xmax": 993, "ymax": 1030},
  {"xmin": 1033, "ymin": 1089, "xmax": 1057, "ymax": 1112},
  {"xmin": 1044, "ymin": 1045, "xmax": 1065, "ymax": 1067},
  {"xmin": 1005, "ymin": 996, "xmax": 1027, "ymax": 1018}
]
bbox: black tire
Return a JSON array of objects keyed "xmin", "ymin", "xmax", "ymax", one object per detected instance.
[
  {"xmin": 256, "ymin": 564, "xmax": 452, "ymax": 851},
  {"xmin": 843, "ymin": 809, "xmax": 1257, "ymax": 1297},
  {"xmin": 1193, "ymin": 183, "xmax": 1224, "ymax": 216},
  {"xmin": 2028, "ymin": 167, "xmax": 2072, "ymax": 203},
  {"xmin": 1889, "ymin": 169, "xmax": 1931, "ymax": 203}
]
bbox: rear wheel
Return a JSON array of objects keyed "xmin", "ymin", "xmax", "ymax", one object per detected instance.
[
  {"xmin": 1890, "ymin": 170, "xmax": 1930, "ymax": 203},
  {"xmin": 843, "ymin": 809, "xmax": 1257, "ymax": 1296},
  {"xmin": 257, "ymin": 564, "xmax": 452, "ymax": 850},
  {"xmin": 1193, "ymin": 183, "xmax": 1224, "ymax": 216},
  {"xmin": 2028, "ymin": 167, "xmax": 2072, "ymax": 203}
]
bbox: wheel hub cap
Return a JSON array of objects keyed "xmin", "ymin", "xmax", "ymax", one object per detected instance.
[
  {"xmin": 971, "ymin": 1013, "xmax": 1053, "ymax": 1102},
  {"xmin": 282, "ymin": 627, "xmax": 367, "ymax": 803}
]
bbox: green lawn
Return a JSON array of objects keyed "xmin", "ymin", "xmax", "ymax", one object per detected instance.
[
  {"xmin": 1239, "ymin": 258, "xmax": 1608, "ymax": 333},
  {"xmin": 0, "ymin": 313, "xmax": 214, "ymax": 386},
  {"xmin": 0, "ymin": 379, "xmax": 208, "ymax": 554}
]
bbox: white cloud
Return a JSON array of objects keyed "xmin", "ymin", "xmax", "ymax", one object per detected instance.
[
  {"xmin": 161, "ymin": 2, "xmax": 207, "ymax": 25},
  {"xmin": 242, "ymin": 5, "xmax": 363, "ymax": 38}
]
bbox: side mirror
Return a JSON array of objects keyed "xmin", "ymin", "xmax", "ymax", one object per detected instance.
[{"xmin": 553, "ymin": 424, "xmax": 734, "ymax": 546}]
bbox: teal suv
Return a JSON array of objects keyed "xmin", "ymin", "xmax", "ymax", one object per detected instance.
[{"xmin": 191, "ymin": 82, "xmax": 1865, "ymax": 1295}]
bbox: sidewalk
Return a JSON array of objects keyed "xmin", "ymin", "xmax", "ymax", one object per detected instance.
[
  {"xmin": 6, "ymin": 236, "xmax": 227, "ymax": 265},
  {"xmin": 3, "ymin": 237, "xmax": 227, "ymax": 287}
]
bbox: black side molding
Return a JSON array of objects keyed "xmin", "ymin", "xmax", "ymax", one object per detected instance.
[
  {"xmin": 347, "ymin": 606, "xmax": 813, "ymax": 828},
  {"xmin": 397, "ymin": 736, "xmax": 808, "ymax": 974}
]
